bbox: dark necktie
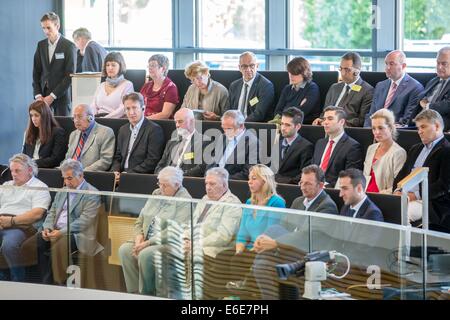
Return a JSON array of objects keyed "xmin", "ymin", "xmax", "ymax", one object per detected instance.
[
  {"xmin": 145, "ymin": 217, "xmax": 156, "ymax": 240},
  {"xmin": 338, "ymin": 85, "xmax": 351, "ymax": 107},
  {"xmin": 197, "ymin": 203, "xmax": 212, "ymax": 224},
  {"xmin": 72, "ymin": 132, "xmax": 86, "ymax": 160},
  {"xmin": 240, "ymin": 83, "xmax": 249, "ymax": 116},
  {"xmin": 281, "ymin": 142, "xmax": 290, "ymax": 160},
  {"xmin": 431, "ymin": 79, "xmax": 445, "ymax": 103},
  {"xmin": 348, "ymin": 208, "xmax": 356, "ymax": 217}
]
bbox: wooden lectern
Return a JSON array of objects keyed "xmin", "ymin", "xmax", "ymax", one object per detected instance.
[{"xmin": 71, "ymin": 72, "xmax": 102, "ymax": 115}]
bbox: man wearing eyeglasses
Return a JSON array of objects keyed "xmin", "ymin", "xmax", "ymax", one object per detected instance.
[
  {"xmin": 228, "ymin": 52, "xmax": 275, "ymax": 122},
  {"xmin": 364, "ymin": 50, "xmax": 423, "ymax": 127},
  {"xmin": 314, "ymin": 52, "xmax": 374, "ymax": 127}
]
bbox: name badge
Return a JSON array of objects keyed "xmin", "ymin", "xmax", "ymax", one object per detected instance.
[
  {"xmin": 249, "ymin": 97, "xmax": 259, "ymax": 106},
  {"xmin": 351, "ymin": 84, "xmax": 362, "ymax": 92},
  {"xmin": 184, "ymin": 152, "xmax": 194, "ymax": 160},
  {"xmin": 55, "ymin": 53, "xmax": 65, "ymax": 60}
]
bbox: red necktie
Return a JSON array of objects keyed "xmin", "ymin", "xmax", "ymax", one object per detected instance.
[
  {"xmin": 72, "ymin": 132, "xmax": 86, "ymax": 160},
  {"xmin": 320, "ymin": 140, "xmax": 334, "ymax": 172},
  {"xmin": 383, "ymin": 82, "xmax": 397, "ymax": 108}
]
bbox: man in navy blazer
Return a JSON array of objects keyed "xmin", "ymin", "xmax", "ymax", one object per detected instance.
[
  {"xmin": 417, "ymin": 47, "xmax": 450, "ymax": 132},
  {"xmin": 364, "ymin": 51, "xmax": 423, "ymax": 127},
  {"xmin": 72, "ymin": 27, "xmax": 107, "ymax": 73},
  {"xmin": 339, "ymin": 168, "xmax": 384, "ymax": 221},
  {"xmin": 32, "ymin": 12, "xmax": 76, "ymax": 116},
  {"xmin": 313, "ymin": 106, "xmax": 362, "ymax": 188},
  {"xmin": 228, "ymin": 52, "xmax": 275, "ymax": 122}
]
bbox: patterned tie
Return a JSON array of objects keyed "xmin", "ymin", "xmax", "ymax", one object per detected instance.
[
  {"xmin": 430, "ymin": 79, "xmax": 445, "ymax": 103},
  {"xmin": 348, "ymin": 208, "xmax": 356, "ymax": 218},
  {"xmin": 72, "ymin": 132, "xmax": 86, "ymax": 160},
  {"xmin": 145, "ymin": 217, "xmax": 156, "ymax": 240},
  {"xmin": 383, "ymin": 82, "xmax": 397, "ymax": 108},
  {"xmin": 320, "ymin": 140, "xmax": 334, "ymax": 172},
  {"xmin": 241, "ymin": 83, "xmax": 249, "ymax": 116},
  {"xmin": 281, "ymin": 142, "xmax": 289, "ymax": 160},
  {"xmin": 337, "ymin": 85, "xmax": 351, "ymax": 107},
  {"xmin": 197, "ymin": 203, "xmax": 212, "ymax": 224}
]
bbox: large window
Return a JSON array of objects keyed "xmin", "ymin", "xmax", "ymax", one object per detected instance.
[
  {"xmin": 290, "ymin": 0, "xmax": 372, "ymax": 50},
  {"xmin": 198, "ymin": 0, "xmax": 265, "ymax": 49}
]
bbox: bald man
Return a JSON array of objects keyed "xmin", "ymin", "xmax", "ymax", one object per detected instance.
[
  {"xmin": 364, "ymin": 50, "xmax": 423, "ymax": 127},
  {"xmin": 155, "ymin": 108, "xmax": 207, "ymax": 176}
]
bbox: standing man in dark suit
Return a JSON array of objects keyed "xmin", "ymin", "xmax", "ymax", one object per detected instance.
[
  {"xmin": 364, "ymin": 50, "xmax": 423, "ymax": 127},
  {"xmin": 314, "ymin": 52, "xmax": 373, "ymax": 127},
  {"xmin": 339, "ymin": 168, "xmax": 383, "ymax": 221},
  {"xmin": 111, "ymin": 93, "xmax": 165, "ymax": 182},
  {"xmin": 205, "ymin": 110, "xmax": 259, "ymax": 180},
  {"xmin": 393, "ymin": 110, "xmax": 450, "ymax": 231},
  {"xmin": 72, "ymin": 27, "xmax": 107, "ymax": 73},
  {"xmin": 274, "ymin": 107, "xmax": 313, "ymax": 184},
  {"xmin": 33, "ymin": 12, "xmax": 76, "ymax": 116},
  {"xmin": 155, "ymin": 107, "xmax": 207, "ymax": 176},
  {"xmin": 312, "ymin": 106, "xmax": 362, "ymax": 188},
  {"xmin": 228, "ymin": 51, "xmax": 275, "ymax": 122},
  {"xmin": 418, "ymin": 47, "xmax": 450, "ymax": 132}
]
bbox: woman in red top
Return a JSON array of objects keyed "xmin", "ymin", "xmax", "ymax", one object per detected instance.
[{"xmin": 140, "ymin": 54, "xmax": 179, "ymax": 119}]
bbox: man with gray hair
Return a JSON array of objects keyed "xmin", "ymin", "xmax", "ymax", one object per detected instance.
[
  {"xmin": 65, "ymin": 103, "xmax": 115, "ymax": 171},
  {"xmin": 0, "ymin": 154, "xmax": 51, "ymax": 282},
  {"xmin": 36, "ymin": 159, "xmax": 103, "ymax": 284},
  {"xmin": 418, "ymin": 46, "xmax": 450, "ymax": 132},
  {"xmin": 72, "ymin": 27, "xmax": 107, "ymax": 73},
  {"xmin": 206, "ymin": 110, "xmax": 259, "ymax": 180},
  {"xmin": 155, "ymin": 107, "xmax": 207, "ymax": 177},
  {"xmin": 394, "ymin": 109, "xmax": 450, "ymax": 232},
  {"xmin": 364, "ymin": 50, "xmax": 423, "ymax": 127},
  {"xmin": 228, "ymin": 51, "xmax": 275, "ymax": 122}
]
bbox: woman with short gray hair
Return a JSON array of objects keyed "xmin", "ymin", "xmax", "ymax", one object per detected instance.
[
  {"xmin": 118, "ymin": 166, "xmax": 191, "ymax": 297},
  {"xmin": 140, "ymin": 54, "xmax": 179, "ymax": 120}
]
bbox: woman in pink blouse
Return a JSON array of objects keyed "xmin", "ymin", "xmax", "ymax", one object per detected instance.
[
  {"xmin": 140, "ymin": 54, "xmax": 179, "ymax": 119},
  {"xmin": 91, "ymin": 51, "xmax": 134, "ymax": 118}
]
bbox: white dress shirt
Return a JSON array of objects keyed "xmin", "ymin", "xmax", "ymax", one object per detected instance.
[
  {"xmin": 319, "ymin": 130, "xmax": 345, "ymax": 166},
  {"xmin": 124, "ymin": 115, "xmax": 145, "ymax": 170}
]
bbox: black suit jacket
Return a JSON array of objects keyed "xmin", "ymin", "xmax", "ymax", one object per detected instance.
[
  {"xmin": 313, "ymin": 133, "xmax": 362, "ymax": 188},
  {"xmin": 206, "ymin": 130, "xmax": 259, "ymax": 180},
  {"xmin": 228, "ymin": 73, "xmax": 275, "ymax": 122},
  {"xmin": 340, "ymin": 197, "xmax": 384, "ymax": 222},
  {"xmin": 32, "ymin": 36, "xmax": 76, "ymax": 108},
  {"xmin": 111, "ymin": 118, "xmax": 165, "ymax": 174},
  {"xmin": 22, "ymin": 127, "xmax": 67, "ymax": 168},
  {"xmin": 423, "ymin": 77, "xmax": 450, "ymax": 131},
  {"xmin": 393, "ymin": 138, "xmax": 450, "ymax": 227},
  {"xmin": 155, "ymin": 131, "xmax": 209, "ymax": 177},
  {"xmin": 275, "ymin": 134, "xmax": 313, "ymax": 184}
]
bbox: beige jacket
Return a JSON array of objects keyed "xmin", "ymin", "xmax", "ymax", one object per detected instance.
[
  {"xmin": 181, "ymin": 79, "xmax": 229, "ymax": 116},
  {"xmin": 363, "ymin": 142, "xmax": 407, "ymax": 194}
]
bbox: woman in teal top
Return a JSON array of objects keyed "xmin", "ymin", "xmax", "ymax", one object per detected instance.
[{"xmin": 229, "ymin": 165, "xmax": 285, "ymax": 290}]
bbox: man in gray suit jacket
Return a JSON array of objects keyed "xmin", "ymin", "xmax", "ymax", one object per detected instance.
[
  {"xmin": 65, "ymin": 104, "xmax": 115, "ymax": 171},
  {"xmin": 228, "ymin": 51, "xmax": 275, "ymax": 122},
  {"xmin": 364, "ymin": 50, "xmax": 423, "ymax": 127},
  {"xmin": 36, "ymin": 159, "xmax": 103, "ymax": 284},
  {"xmin": 32, "ymin": 12, "xmax": 76, "ymax": 116},
  {"xmin": 315, "ymin": 52, "xmax": 373, "ymax": 127},
  {"xmin": 252, "ymin": 165, "xmax": 337, "ymax": 299}
]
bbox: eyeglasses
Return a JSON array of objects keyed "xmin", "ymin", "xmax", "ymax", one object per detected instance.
[
  {"xmin": 338, "ymin": 67, "xmax": 354, "ymax": 73},
  {"xmin": 148, "ymin": 63, "xmax": 161, "ymax": 69},
  {"xmin": 240, "ymin": 64, "xmax": 256, "ymax": 70}
]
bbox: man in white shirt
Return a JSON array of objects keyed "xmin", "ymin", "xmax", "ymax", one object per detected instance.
[{"xmin": 0, "ymin": 154, "xmax": 51, "ymax": 282}]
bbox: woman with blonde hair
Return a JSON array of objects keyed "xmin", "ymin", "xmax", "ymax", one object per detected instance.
[
  {"xmin": 364, "ymin": 108, "xmax": 406, "ymax": 193},
  {"xmin": 180, "ymin": 60, "xmax": 229, "ymax": 120}
]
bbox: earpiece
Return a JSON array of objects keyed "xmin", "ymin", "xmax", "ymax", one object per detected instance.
[
  {"xmin": 353, "ymin": 71, "xmax": 359, "ymax": 76},
  {"xmin": 88, "ymin": 115, "xmax": 94, "ymax": 121}
]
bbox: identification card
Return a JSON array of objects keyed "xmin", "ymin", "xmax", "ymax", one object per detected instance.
[
  {"xmin": 184, "ymin": 152, "xmax": 194, "ymax": 160},
  {"xmin": 55, "ymin": 53, "xmax": 65, "ymax": 60},
  {"xmin": 249, "ymin": 97, "xmax": 259, "ymax": 106}
]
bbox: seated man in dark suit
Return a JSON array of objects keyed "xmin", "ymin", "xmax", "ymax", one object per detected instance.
[
  {"xmin": 314, "ymin": 52, "xmax": 373, "ymax": 127},
  {"xmin": 339, "ymin": 168, "xmax": 383, "ymax": 221},
  {"xmin": 312, "ymin": 106, "xmax": 362, "ymax": 188},
  {"xmin": 417, "ymin": 47, "xmax": 450, "ymax": 132},
  {"xmin": 364, "ymin": 50, "xmax": 423, "ymax": 127},
  {"xmin": 205, "ymin": 110, "xmax": 259, "ymax": 180},
  {"xmin": 111, "ymin": 92, "xmax": 165, "ymax": 183},
  {"xmin": 274, "ymin": 107, "xmax": 313, "ymax": 184},
  {"xmin": 35, "ymin": 159, "xmax": 103, "ymax": 284},
  {"xmin": 228, "ymin": 51, "xmax": 275, "ymax": 122},
  {"xmin": 72, "ymin": 27, "xmax": 107, "ymax": 73},
  {"xmin": 251, "ymin": 165, "xmax": 338, "ymax": 299},
  {"xmin": 393, "ymin": 110, "xmax": 450, "ymax": 231},
  {"xmin": 155, "ymin": 107, "xmax": 207, "ymax": 176}
]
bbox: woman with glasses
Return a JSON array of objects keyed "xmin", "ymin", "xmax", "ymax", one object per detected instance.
[
  {"xmin": 364, "ymin": 109, "xmax": 406, "ymax": 193},
  {"xmin": 91, "ymin": 51, "xmax": 134, "ymax": 118},
  {"xmin": 118, "ymin": 166, "xmax": 192, "ymax": 297},
  {"xmin": 140, "ymin": 54, "xmax": 179, "ymax": 120},
  {"xmin": 22, "ymin": 100, "xmax": 67, "ymax": 168},
  {"xmin": 181, "ymin": 60, "xmax": 229, "ymax": 120},
  {"xmin": 272, "ymin": 56, "xmax": 320, "ymax": 124}
]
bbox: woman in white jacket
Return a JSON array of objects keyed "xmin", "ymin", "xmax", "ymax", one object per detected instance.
[{"xmin": 364, "ymin": 109, "xmax": 407, "ymax": 194}]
